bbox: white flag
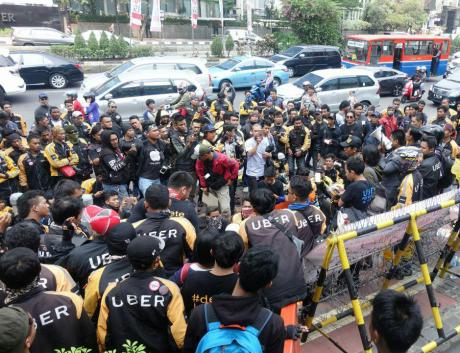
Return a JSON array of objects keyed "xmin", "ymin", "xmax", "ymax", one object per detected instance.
[
  {"xmin": 247, "ymin": 1, "xmax": 252, "ymax": 32},
  {"xmin": 130, "ymin": 0, "xmax": 142, "ymax": 29},
  {"xmin": 150, "ymin": 0, "xmax": 162, "ymax": 32},
  {"xmin": 219, "ymin": 0, "xmax": 224, "ymax": 28},
  {"xmin": 191, "ymin": 0, "xmax": 199, "ymax": 29}
]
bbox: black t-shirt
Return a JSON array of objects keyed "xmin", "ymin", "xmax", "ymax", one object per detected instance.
[
  {"xmin": 258, "ymin": 179, "xmax": 284, "ymax": 197},
  {"xmin": 140, "ymin": 141, "xmax": 165, "ymax": 180},
  {"xmin": 341, "ymin": 180, "xmax": 375, "ymax": 211},
  {"xmin": 181, "ymin": 270, "xmax": 237, "ymax": 316}
]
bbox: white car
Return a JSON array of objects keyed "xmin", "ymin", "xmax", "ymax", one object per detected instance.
[
  {"xmin": 79, "ymin": 56, "xmax": 213, "ymax": 96},
  {"xmin": 276, "ymin": 68, "xmax": 380, "ymax": 112},
  {"xmin": 0, "ymin": 49, "xmax": 26, "ymax": 101},
  {"xmin": 81, "ymin": 70, "xmax": 205, "ymax": 119},
  {"xmin": 225, "ymin": 29, "xmax": 262, "ymax": 45}
]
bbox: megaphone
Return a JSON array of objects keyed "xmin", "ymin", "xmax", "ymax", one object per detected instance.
[{"xmin": 370, "ymin": 126, "xmax": 392, "ymax": 151}]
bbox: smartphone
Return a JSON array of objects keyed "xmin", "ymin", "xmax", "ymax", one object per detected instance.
[{"xmin": 314, "ymin": 172, "xmax": 321, "ymax": 183}]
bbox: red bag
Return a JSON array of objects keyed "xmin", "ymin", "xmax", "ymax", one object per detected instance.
[{"xmin": 60, "ymin": 165, "xmax": 76, "ymax": 178}]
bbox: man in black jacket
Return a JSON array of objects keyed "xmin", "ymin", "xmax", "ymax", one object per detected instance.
[
  {"xmin": 419, "ymin": 136, "xmax": 442, "ymax": 199},
  {"xmin": 137, "ymin": 124, "xmax": 168, "ymax": 197},
  {"xmin": 184, "ymin": 246, "xmax": 286, "ymax": 353},
  {"xmin": 0, "ymin": 248, "xmax": 97, "ymax": 353},
  {"xmin": 319, "ymin": 114, "xmax": 341, "ymax": 158}
]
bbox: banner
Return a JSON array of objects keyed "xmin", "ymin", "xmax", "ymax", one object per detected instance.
[
  {"xmin": 191, "ymin": 0, "xmax": 198, "ymax": 29},
  {"xmin": 247, "ymin": 1, "xmax": 252, "ymax": 32},
  {"xmin": 219, "ymin": 0, "xmax": 224, "ymax": 28},
  {"xmin": 129, "ymin": 0, "xmax": 142, "ymax": 29},
  {"xmin": 150, "ymin": 0, "xmax": 162, "ymax": 32}
]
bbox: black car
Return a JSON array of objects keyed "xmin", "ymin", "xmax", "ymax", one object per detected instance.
[
  {"xmin": 9, "ymin": 51, "xmax": 84, "ymax": 89},
  {"xmin": 350, "ymin": 66, "xmax": 408, "ymax": 96},
  {"xmin": 270, "ymin": 45, "xmax": 341, "ymax": 77},
  {"xmin": 428, "ymin": 70, "xmax": 460, "ymax": 106}
]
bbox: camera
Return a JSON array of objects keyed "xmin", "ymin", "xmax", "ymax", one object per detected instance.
[{"xmin": 159, "ymin": 164, "xmax": 172, "ymax": 175}]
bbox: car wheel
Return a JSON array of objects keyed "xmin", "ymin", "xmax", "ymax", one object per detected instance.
[
  {"xmin": 218, "ymin": 79, "xmax": 232, "ymax": 91},
  {"xmin": 272, "ymin": 77, "xmax": 282, "ymax": 88},
  {"xmin": 288, "ymin": 67, "xmax": 295, "ymax": 78},
  {"xmin": 360, "ymin": 101, "xmax": 371, "ymax": 113},
  {"xmin": 392, "ymin": 83, "xmax": 403, "ymax": 96},
  {"xmin": 49, "ymin": 73, "xmax": 67, "ymax": 89},
  {"xmin": 23, "ymin": 43, "xmax": 34, "ymax": 46}
]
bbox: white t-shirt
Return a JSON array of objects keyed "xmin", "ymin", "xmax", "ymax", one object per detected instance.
[{"xmin": 245, "ymin": 137, "xmax": 269, "ymax": 177}]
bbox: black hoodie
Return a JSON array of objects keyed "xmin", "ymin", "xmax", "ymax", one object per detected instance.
[
  {"xmin": 99, "ymin": 130, "xmax": 130, "ymax": 185},
  {"xmin": 184, "ymin": 294, "xmax": 286, "ymax": 353}
]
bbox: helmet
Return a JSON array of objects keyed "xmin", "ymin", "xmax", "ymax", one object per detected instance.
[
  {"xmin": 394, "ymin": 146, "xmax": 421, "ymax": 173},
  {"xmin": 65, "ymin": 91, "xmax": 78, "ymax": 98},
  {"xmin": 420, "ymin": 124, "xmax": 444, "ymax": 144},
  {"xmin": 83, "ymin": 92, "xmax": 95, "ymax": 99},
  {"xmin": 302, "ymin": 81, "xmax": 311, "ymax": 87},
  {"xmin": 416, "ymin": 66, "xmax": 421, "ymax": 71},
  {"xmin": 177, "ymin": 81, "xmax": 188, "ymax": 94},
  {"xmin": 199, "ymin": 101, "xmax": 208, "ymax": 109}
]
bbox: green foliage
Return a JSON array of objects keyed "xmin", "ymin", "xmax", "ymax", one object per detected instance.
[
  {"xmin": 332, "ymin": 0, "xmax": 360, "ymax": 9},
  {"xmin": 254, "ymin": 34, "xmax": 279, "ymax": 56},
  {"xmin": 99, "ymin": 31, "xmax": 110, "ymax": 50},
  {"xmin": 0, "ymin": 28, "xmax": 12, "ymax": 36},
  {"xmin": 50, "ymin": 43, "xmax": 152, "ymax": 61},
  {"xmin": 54, "ymin": 347, "xmax": 92, "ymax": 353},
  {"xmin": 73, "ymin": 29, "xmax": 86, "ymax": 49},
  {"xmin": 453, "ymin": 36, "xmax": 460, "ymax": 54},
  {"xmin": 363, "ymin": 0, "xmax": 428, "ymax": 33},
  {"xmin": 77, "ymin": 14, "xmax": 130, "ymax": 23},
  {"xmin": 87, "ymin": 31, "xmax": 99, "ymax": 52},
  {"xmin": 283, "ymin": 0, "xmax": 341, "ymax": 46},
  {"xmin": 273, "ymin": 31, "xmax": 301, "ymax": 52},
  {"xmin": 210, "ymin": 36, "xmax": 224, "ymax": 57},
  {"xmin": 128, "ymin": 45, "xmax": 153, "ymax": 57},
  {"xmin": 122, "ymin": 340, "xmax": 146, "ymax": 353},
  {"xmin": 342, "ymin": 19, "xmax": 372, "ymax": 31},
  {"xmin": 225, "ymin": 35, "xmax": 234, "ymax": 56},
  {"xmin": 116, "ymin": 35, "xmax": 129, "ymax": 58},
  {"xmin": 108, "ymin": 34, "xmax": 119, "ymax": 59}
]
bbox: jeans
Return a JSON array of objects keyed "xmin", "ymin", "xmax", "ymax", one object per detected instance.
[
  {"xmin": 138, "ymin": 177, "xmax": 161, "ymax": 197},
  {"xmin": 288, "ymin": 155, "xmax": 306, "ymax": 177},
  {"xmin": 102, "ymin": 183, "xmax": 129, "ymax": 200}
]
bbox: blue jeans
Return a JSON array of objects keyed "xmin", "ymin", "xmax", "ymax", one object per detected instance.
[
  {"xmin": 102, "ymin": 183, "xmax": 128, "ymax": 200},
  {"xmin": 139, "ymin": 177, "xmax": 161, "ymax": 197},
  {"xmin": 288, "ymin": 155, "xmax": 306, "ymax": 177}
]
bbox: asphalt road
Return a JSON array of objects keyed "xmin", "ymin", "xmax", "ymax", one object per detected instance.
[{"xmin": 5, "ymin": 74, "xmax": 442, "ymax": 128}]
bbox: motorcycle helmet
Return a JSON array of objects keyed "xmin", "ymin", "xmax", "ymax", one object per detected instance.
[
  {"xmin": 65, "ymin": 91, "xmax": 78, "ymax": 98},
  {"xmin": 199, "ymin": 101, "xmax": 208, "ymax": 110},
  {"xmin": 177, "ymin": 81, "xmax": 188, "ymax": 94},
  {"xmin": 394, "ymin": 146, "xmax": 421, "ymax": 174},
  {"xmin": 420, "ymin": 124, "xmax": 444, "ymax": 144},
  {"xmin": 416, "ymin": 66, "xmax": 421, "ymax": 71},
  {"xmin": 83, "ymin": 92, "xmax": 95, "ymax": 99},
  {"xmin": 302, "ymin": 81, "xmax": 311, "ymax": 87}
]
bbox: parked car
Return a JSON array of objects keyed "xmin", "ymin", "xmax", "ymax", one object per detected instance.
[
  {"xmin": 11, "ymin": 27, "xmax": 74, "ymax": 46},
  {"xmin": 81, "ymin": 30, "xmax": 139, "ymax": 46},
  {"xmin": 208, "ymin": 56, "xmax": 289, "ymax": 91},
  {"xmin": 349, "ymin": 66, "xmax": 408, "ymax": 96},
  {"xmin": 79, "ymin": 56, "xmax": 212, "ymax": 96},
  {"xmin": 224, "ymin": 29, "xmax": 262, "ymax": 45},
  {"xmin": 0, "ymin": 49, "xmax": 26, "ymax": 102},
  {"xmin": 81, "ymin": 70, "xmax": 205, "ymax": 118},
  {"xmin": 428, "ymin": 70, "xmax": 460, "ymax": 106},
  {"xmin": 276, "ymin": 68, "xmax": 380, "ymax": 112},
  {"xmin": 444, "ymin": 57, "xmax": 460, "ymax": 78},
  {"xmin": 9, "ymin": 51, "xmax": 83, "ymax": 89},
  {"xmin": 270, "ymin": 45, "xmax": 342, "ymax": 78}
]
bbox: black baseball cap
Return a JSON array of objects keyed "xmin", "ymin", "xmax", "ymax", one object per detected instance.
[
  {"xmin": 340, "ymin": 135, "xmax": 362, "ymax": 148},
  {"xmin": 127, "ymin": 236, "xmax": 163, "ymax": 270},
  {"xmin": 106, "ymin": 222, "xmax": 137, "ymax": 256}
]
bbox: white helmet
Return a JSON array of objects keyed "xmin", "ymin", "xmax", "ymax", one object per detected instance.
[
  {"xmin": 177, "ymin": 81, "xmax": 188, "ymax": 94},
  {"xmin": 303, "ymin": 81, "xmax": 311, "ymax": 87}
]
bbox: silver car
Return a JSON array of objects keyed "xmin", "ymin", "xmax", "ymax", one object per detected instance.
[
  {"xmin": 82, "ymin": 70, "xmax": 205, "ymax": 118},
  {"xmin": 276, "ymin": 68, "xmax": 380, "ymax": 112},
  {"xmin": 79, "ymin": 56, "xmax": 213, "ymax": 96},
  {"xmin": 11, "ymin": 27, "xmax": 74, "ymax": 46}
]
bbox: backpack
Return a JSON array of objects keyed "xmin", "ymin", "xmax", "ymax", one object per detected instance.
[
  {"xmin": 195, "ymin": 304, "xmax": 273, "ymax": 353},
  {"xmin": 437, "ymin": 146, "xmax": 454, "ymax": 189}
]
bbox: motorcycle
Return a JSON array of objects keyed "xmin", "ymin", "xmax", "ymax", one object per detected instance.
[
  {"xmin": 415, "ymin": 65, "xmax": 427, "ymax": 82},
  {"xmin": 249, "ymin": 81, "xmax": 268, "ymax": 104},
  {"xmin": 401, "ymin": 77, "xmax": 424, "ymax": 103}
]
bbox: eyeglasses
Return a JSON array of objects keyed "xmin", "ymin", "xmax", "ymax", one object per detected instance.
[
  {"xmin": 346, "ymin": 115, "xmax": 354, "ymax": 119},
  {"xmin": 40, "ymin": 97, "xmax": 48, "ymax": 100},
  {"xmin": 110, "ymin": 106, "xmax": 117, "ymax": 108}
]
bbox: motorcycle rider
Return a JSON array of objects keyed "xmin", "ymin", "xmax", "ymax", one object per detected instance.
[
  {"xmin": 300, "ymin": 83, "xmax": 321, "ymax": 112},
  {"xmin": 395, "ymin": 146, "xmax": 424, "ymax": 207},
  {"xmin": 239, "ymin": 90, "xmax": 257, "ymax": 126},
  {"xmin": 210, "ymin": 92, "xmax": 233, "ymax": 121},
  {"xmin": 171, "ymin": 81, "xmax": 192, "ymax": 110}
]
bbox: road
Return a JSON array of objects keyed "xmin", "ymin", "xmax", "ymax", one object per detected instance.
[{"xmin": 5, "ymin": 74, "xmax": 442, "ymax": 129}]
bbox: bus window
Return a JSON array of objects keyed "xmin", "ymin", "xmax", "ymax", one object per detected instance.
[
  {"xmin": 370, "ymin": 42, "xmax": 382, "ymax": 65},
  {"xmin": 345, "ymin": 39, "xmax": 368, "ymax": 62},
  {"xmin": 405, "ymin": 40, "xmax": 434, "ymax": 55},
  {"xmin": 382, "ymin": 41, "xmax": 394, "ymax": 56},
  {"xmin": 442, "ymin": 40, "xmax": 449, "ymax": 55}
]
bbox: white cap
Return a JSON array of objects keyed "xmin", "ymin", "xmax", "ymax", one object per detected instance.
[{"xmin": 72, "ymin": 111, "xmax": 83, "ymax": 118}]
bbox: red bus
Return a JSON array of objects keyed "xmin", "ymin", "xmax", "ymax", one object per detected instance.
[{"xmin": 342, "ymin": 34, "xmax": 451, "ymax": 77}]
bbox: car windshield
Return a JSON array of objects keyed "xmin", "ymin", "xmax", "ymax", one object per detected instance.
[
  {"xmin": 280, "ymin": 46, "xmax": 304, "ymax": 57},
  {"xmin": 0, "ymin": 55, "xmax": 15, "ymax": 67},
  {"xmin": 107, "ymin": 61, "xmax": 134, "ymax": 77},
  {"xmin": 447, "ymin": 71, "xmax": 460, "ymax": 83},
  {"xmin": 293, "ymin": 72, "xmax": 324, "ymax": 88},
  {"xmin": 215, "ymin": 59, "xmax": 241, "ymax": 70},
  {"xmin": 93, "ymin": 77, "xmax": 121, "ymax": 96},
  {"xmin": 344, "ymin": 39, "xmax": 369, "ymax": 63}
]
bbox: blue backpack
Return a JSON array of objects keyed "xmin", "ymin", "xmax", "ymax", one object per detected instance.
[{"xmin": 195, "ymin": 303, "xmax": 273, "ymax": 353}]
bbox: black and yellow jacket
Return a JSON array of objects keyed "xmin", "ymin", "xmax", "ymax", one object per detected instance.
[
  {"xmin": 43, "ymin": 140, "xmax": 79, "ymax": 177},
  {"xmin": 18, "ymin": 151, "xmax": 52, "ymax": 191},
  {"xmin": 133, "ymin": 211, "xmax": 196, "ymax": 277},
  {"xmin": 10, "ymin": 112, "xmax": 28, "ymax": 136},
  {"xmin": 396, "ymin": 169, "xmax": 424, "ymax": 207},
  {"xmin": 39, "ymin": 264, "xmax": 77, "ymax": 293},
  {"xmin": 210, "ymin": 98, "xmax": 233, "ymax": 119},
  {"xmin": 239, "ymin": 99, "xmax": 257, "ymax": 117},
  {"xmin": 7, "ymin": 287, "xmax": 97, "ymax": 353},
  {"xmin": 97, "ymin": 271, "xmax": 187, "ymax": 353},
  {"xmin": 0, "ymin": 151, "xmax": 19, "ymax": 184},
  {"xmin": 84, "ymin": 257, "xmax": 132, "ymax": 321}
]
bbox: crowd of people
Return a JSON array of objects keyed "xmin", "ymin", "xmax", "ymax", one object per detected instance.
[{"xmin": 0, "ymin": 78, "xmax": 451, "ymax": 353}]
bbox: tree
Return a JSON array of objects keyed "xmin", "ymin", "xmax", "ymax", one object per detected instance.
[
  {"xmin": 73, "ymin": 29, "xmax": 86, "ymax": 49},
  {"xmin": 225, "ymin": 35, "xmax": 234, "ymax": 56},
  {"xmin": 99, "ymin": 31, "xmax": 110, "ymax": 51},
  {"xmin": 210, "ymin": 36, "xmax": 223, "ymax": 57},
  {"xmin": 332, "ymin": 0, "xmax": 360, "ymax": 9},
  {"xmin": 283, "ymin": 0, "xmax": 342, "ymax": 46},
  {"xmin": 363, "ymin": 0, "xmax": 428, "ymax": 33},
  {"xmin": 87, "ymin": 31, "xmax": 99, "ymax": 53}
]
